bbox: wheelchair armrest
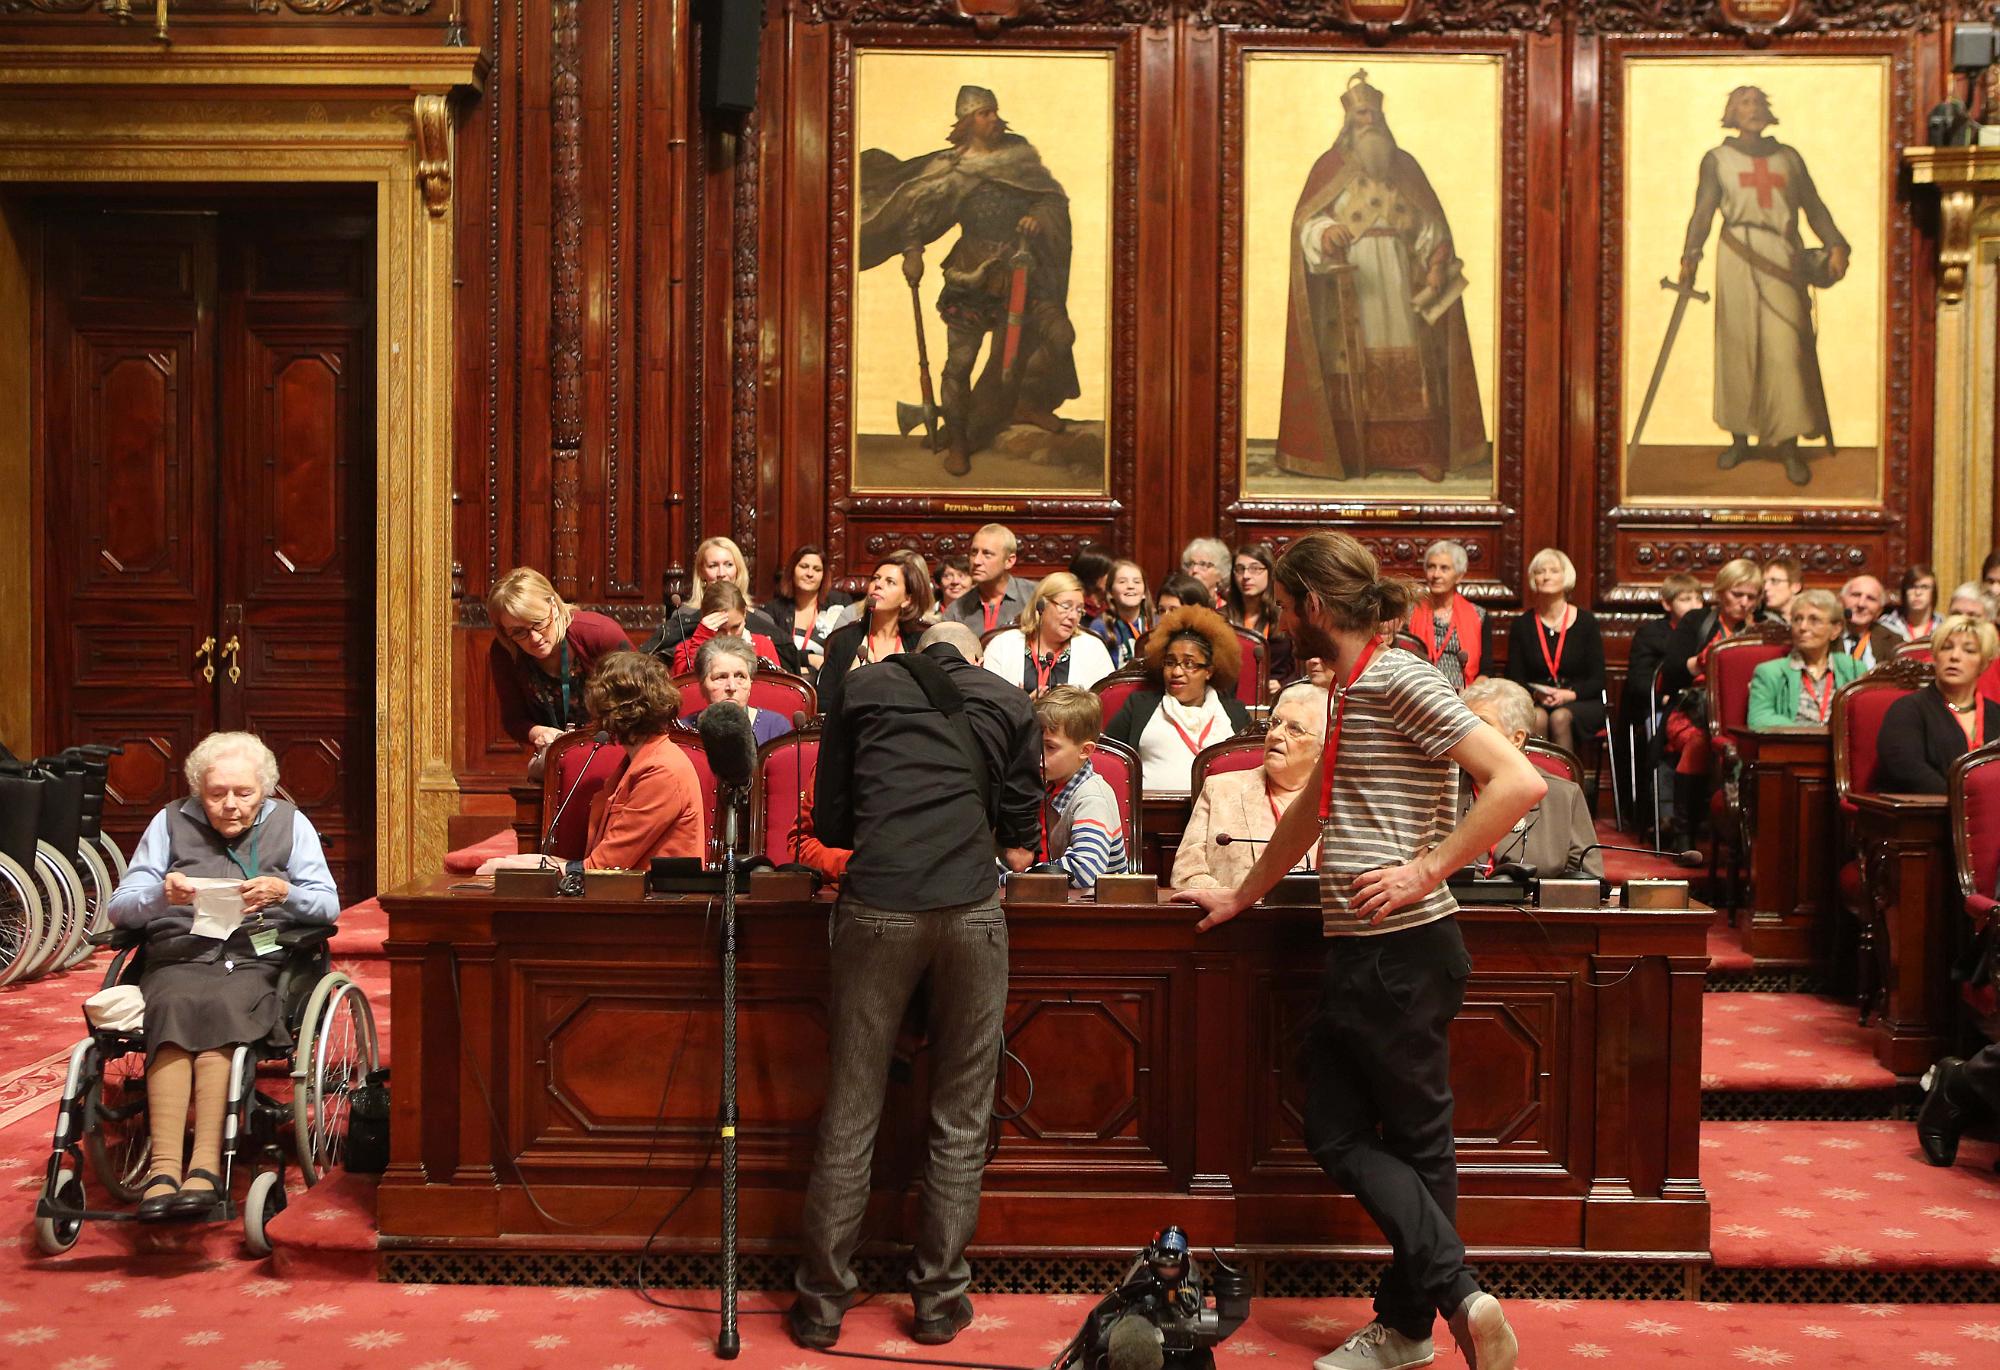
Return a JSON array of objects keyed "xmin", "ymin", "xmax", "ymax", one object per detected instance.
[
  {"xmin": 276, "ymin": 925, "xmax": 338, "ymax": 952},
  {"xmin": 87, "ymin": 927, "xmax": 145, "ymax": 949}
]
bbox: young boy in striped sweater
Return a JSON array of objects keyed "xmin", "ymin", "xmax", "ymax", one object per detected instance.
[{"xmin": 1034, "ymin": 686, "xmax": 1129, "ymax": 888}]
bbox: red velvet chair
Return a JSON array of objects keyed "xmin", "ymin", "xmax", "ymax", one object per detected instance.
[
  {"xmin": 1832, "ymin": 654, "xmax": 1933, "ymax": 1022},
  {"xmin": 1189, "ymin": 726, "xmax": 1271, "ymax": 794},
  {"xmin": 1085, "ymin": 735, "xmax": 1145, "ymax": 874},
  {"xmin": 1093, "ymin": 663, "xmax": 1151, "ymax": 727},
  {"xmin": 673, "ymin": 666, "xmax": 817, "ymax": 723},
  {"xmin": 1524, "ymin": 738, "xmax": 1585, "ymax": 788},
  {"xmin": 1701, "ymin": 627, "xmax": 1792, "ymax": 916},
  {"xmin": 751, "ymin": 722, "xmax": 822, "ymax": 868},
  {"xmin": 1951, "ymin": 741, "xmax": 2000, "ymax": 1019},
  {"xmin": 539, "ymin": 729, "xmax": 630, "ymax": 860},
  {"xmin": 1232, "ymin": 626, "xmax": 1269, "ymax": 709},
  {"xmin": 1894, "ymin": 639, "xmax": 1934, "ymax": 663}
]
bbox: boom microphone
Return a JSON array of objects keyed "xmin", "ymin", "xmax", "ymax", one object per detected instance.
[
  {"xmin": 542, "ymin": 730, "xmax": 611, "ymax": 853},
  {"xmin": 699, "ymin": 700, "xmax": 760, "ymax": 792}
]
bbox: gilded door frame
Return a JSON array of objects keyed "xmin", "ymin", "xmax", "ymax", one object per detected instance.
[{"xmin": 0, "ymin": 45, "xmax": 485, "ymax": 891}]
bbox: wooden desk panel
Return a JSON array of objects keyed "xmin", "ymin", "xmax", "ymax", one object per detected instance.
[
  {"xmin": 1737, "ymin": 727, "xmax": 1837, "ymax": 967},
  {"xmin": 1851, "ymin": 792, "xmax": 1957, "ymax": 1076},
  {"xmin": 378, "ymin": 881, "xmax": 1711, "ymax": 1259}
]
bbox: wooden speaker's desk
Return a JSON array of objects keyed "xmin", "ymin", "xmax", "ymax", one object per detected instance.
[
  {"xmin": 1736, "ymin": 725, "xmax": 1837, "ymax": 967},
  {"xmin": 377, "ymin": 880, "xmax": 1712, "ymax": 1259},
  {"xmin": 1849, "ymin": 792, "xmax": 1957, "ymax": 1075}
]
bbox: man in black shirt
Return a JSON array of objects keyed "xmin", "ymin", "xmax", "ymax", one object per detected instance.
[{"xmin": 791, "ymin": 621, "xmax": 1040, "ymax": 1352}]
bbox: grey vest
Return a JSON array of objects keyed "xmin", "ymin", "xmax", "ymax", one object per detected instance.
[{"xmin": 149, "ymin": 798, "xmax": 301, "ymax": 961}]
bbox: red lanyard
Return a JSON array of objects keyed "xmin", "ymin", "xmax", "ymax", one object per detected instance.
[
  {"xmin": 982, "ymin": 598, "xmax": 1001, "ymax": 632},
  {"xmin": 1802, "ymin": 667, "xmax": 1834, "ymax": 721},
  {"xmin": 1029, "ymin": 646, "xmax": 1061, "ymax": 695},
  {"xmin": 1163, "ymin": 706, "xmax": 1216, "ymax": 757},
  {"xmin": 1319, "ymin": 639, "xmax": 1382, "ymax": 821},
  {"xmin": 1534, "ymin": 606, "xmax": 1571, "ymax": 685},
  {"xmin": 1963, "ymin": 702, "xmax": 1987, "ymax": 751}
]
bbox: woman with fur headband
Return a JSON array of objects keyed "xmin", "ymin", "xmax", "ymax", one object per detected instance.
[{"xmin": 1102, "ymin": 606, "xmax": 1253, "ymax": 795}]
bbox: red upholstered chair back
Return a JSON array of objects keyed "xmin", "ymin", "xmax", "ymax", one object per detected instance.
[
  {"xmin": 1084, "ymin": 735, "xmax": 1145, "ymax": 873},
  {"xmin": 1952, "ymin": 742, "xmax": 2000, "ymax": 908},
  {"xmin": 1232, "ymin": 627, "xmax": 1268, "ymax": 708},
  {"xmin": 1833, "ymin": 655, "xmax": 1933, "ymax": 802},
  {"xmin": 539, "ymin": 730, "xmax": 630, "ymax": 860},
  {"xmin": 1093, "ymin": 662, "xmax": 1152, "ymax": 725},
  {"xmin": 1524, "ymin": 738, "xmax": 1584, "ymax": 787},
  {"xmin": 1704, "ymin": 627, "xmax": 1791, "ymax": 743},
  {"xmin": 751, "ymin": 723, "xmax": 821, "ymax": 867},
  {"xmin": 674, "ymin": 667, "xmax": 817, "ymax": 723},
  {"xmin": 1895, "ymin": 639, "xmax": 1934, "ymax": 663},
  {"xmin": 1189, "ymin": 727, "xmax": 1271, "ymax": 794}
]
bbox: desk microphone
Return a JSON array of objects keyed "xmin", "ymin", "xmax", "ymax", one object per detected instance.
[
  {"xmin": 1576, "ymin": 841, "xmax": 1703, "ymax": 869},
  {"xmin": 542, "ymin": 730, "xmax": 611, "ymax": 854},
  {"xmin": 1214, "ymin": 833, "xmax": 1267, "ymax": 846}
]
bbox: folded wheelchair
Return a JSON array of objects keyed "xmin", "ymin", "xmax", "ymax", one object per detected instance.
[{"xmin": 33, "ymin": 921, "xmax": 379, "ymax": 1257}]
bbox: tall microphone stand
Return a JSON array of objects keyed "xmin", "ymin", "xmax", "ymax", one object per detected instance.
[{"xmin": 715, "ymin": 778, "xmax": 743, "ymax": 1360}]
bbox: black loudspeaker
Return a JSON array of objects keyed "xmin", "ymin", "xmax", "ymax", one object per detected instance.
[{"xmin": 701, "ymin": 0, "xmax": 763, "ymax": 117}]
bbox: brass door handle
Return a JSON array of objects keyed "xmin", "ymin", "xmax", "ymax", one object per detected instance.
[
  {"xmin": 194, "ymin": 635, "xmax": 216, "ymax": 684},
  {"xmin": 222, "ymin": 635, "xmax": 242, "ymax": 685}
]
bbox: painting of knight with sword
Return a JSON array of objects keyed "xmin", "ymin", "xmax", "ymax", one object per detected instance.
[
  {"xmin": 1631, "ymin": 84, "xmax": 1849, "ymax": 490},
  {"xmin": 857, "ymin": 84, "xmax": 1084, "ymax": 481}
]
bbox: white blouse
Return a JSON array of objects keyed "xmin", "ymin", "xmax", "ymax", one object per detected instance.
[{"xmin": 1138, "ymin": 689, "xmax": 1236, "ymax": 796}]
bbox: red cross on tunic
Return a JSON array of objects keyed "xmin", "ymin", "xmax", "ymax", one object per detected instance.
[{"xmin": 1738, "ymin": 156, "xmax": 1787, "ymax": 209}]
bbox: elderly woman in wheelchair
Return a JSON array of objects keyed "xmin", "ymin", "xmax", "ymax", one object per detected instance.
[{"xmin": 46, "ymin": 731, "xmax": 352, "ymax": 1243}]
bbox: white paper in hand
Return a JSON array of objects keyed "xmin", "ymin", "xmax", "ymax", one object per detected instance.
[{"xmin": 186, "ymin": 877, "xmax": 248, "ymax": 940}]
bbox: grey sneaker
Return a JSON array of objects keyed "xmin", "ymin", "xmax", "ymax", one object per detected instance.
[
  {"xmin": 1313, "ymin": 1321, "xmax": 1435, "ymax": 1370},
  {"xmin": 1447, "ymin": 1291, "xmax": 1518, "ymax": 1370}
]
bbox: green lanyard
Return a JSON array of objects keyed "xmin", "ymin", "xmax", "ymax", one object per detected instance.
[{"xmin": 223, "ymin": 818, "xmax": 263, "ymax": 881}]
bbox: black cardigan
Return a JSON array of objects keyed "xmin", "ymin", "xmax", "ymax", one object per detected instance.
[
  {"xmin": 815, "ymin": 618, "xmax": 927, "ymax": 724},
  {"xmin": 1875, "ymin": 687, "xmax": 2000, "ymax": 796},
  {"xmin": 759, "ymin": 591, "xmax": 854, "ymax": 676},
  {"xmin": 1103, "ymin": 688, "xmax": 1253, "ymax": 751},
  {"xmin": 1504, "ymin": 607, "xmax": 1606, "ymax": 697}
]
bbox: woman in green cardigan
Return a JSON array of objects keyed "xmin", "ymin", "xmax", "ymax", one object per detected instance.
[{"xmin": 1747, "ymin": 589, "xmax": 1865, "ymax": 729}]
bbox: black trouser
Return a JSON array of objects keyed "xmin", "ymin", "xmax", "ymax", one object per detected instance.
[
  {"xmin": 1960, "ymin": 1042, "xmax": 2000, "ymax": 1113},
  {"xmin": 1303, "ymin": 915, "xmax": 1478, "ymax": 1341}
]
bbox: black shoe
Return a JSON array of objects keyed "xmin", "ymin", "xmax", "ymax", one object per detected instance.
[
  {"xmin": 1918, "ymin": 1058, "xmax": 1968, "ymax": 1167},
  {"xmin": 786, "ymin": 1301, "xmax": 840, "ymax": 1351},
  {"xmin": 1717, "ymin": 437, "xmax": 1752, "ymax": 470},
  {"xmin": 912, "ymin": 1295, "xmax": 975, "ymax": 1346},
  {"xmin": 166, "ymin": 1167, "xmax": 225, "ymax": 1218},
  {"xmin": 135, "ymin": 1174, "xmax": 180, "ymax": 1221}
]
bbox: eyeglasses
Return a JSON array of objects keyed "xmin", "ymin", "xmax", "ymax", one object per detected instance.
[
  {"xmin": 1163, "ymin": 656, "xmax": 1211, "ymax": 673},
  {"xmin": 504, "ymin": 608, "xmax": 558, "ymax": 645},
  {"xmin": 1268, "ymin": 718, "xmax": 1316, "ymax": 740},
  {"xmin": 1048, "ymin": 599, "xmax": 1086, "ymax": 619}
]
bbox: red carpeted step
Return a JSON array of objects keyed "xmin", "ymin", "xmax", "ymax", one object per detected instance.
[
  {"xmin": 444, "ymin": 827, "xmax": 518, "ymax": 873},
  {"xmin": 330, "ymin": 896, "xmax": 387, "ymax": 959},
  {"xmin": 1707, "ymin": 918, "xmax": 1753, "ymax": 973},
  {"xmin": 1705, "ymin": 1119, "xmax": 2000, "ymax": 1269},
  {"xmin": 265, "ymin": 1168, "xmax": 379, "ymax": 1281},
  {"xmin": 1702, "ymin": 992, "xmax": 1896, "ymax": 1092}
]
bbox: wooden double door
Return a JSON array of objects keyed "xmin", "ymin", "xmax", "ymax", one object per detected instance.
[{"xmin": 41, "ymin": 205, "xmax": 377, "ymax": 899}]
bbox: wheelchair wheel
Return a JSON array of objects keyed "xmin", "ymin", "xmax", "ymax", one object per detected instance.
[
  {"xmin": 242, "ymin": 1168, "xmax": 285, "ymax": 1258},
  {"xmin": 63, "ymin": 841, "xmax": 116, "ymax": 970},
  {"xmin": 22, "ymin": 843, "xmax": 80, "ymax": 981},
  {"xmin": 0, "ymin": 850, "xmax": 46, "ymax": 988},
  {"xmin": 95, "ymin": 831, "xmax": 127, "ymax": 883},
  {"xmin": 37, "ymin": 840, "xmax": 89, "ymax": 973},
  {"xmin": 82, "ymin": 1042, "xmax": 152, "ymax": 1204},
  {"xmin": 34, "ymin": 1165, "xmax": 85, "ymax": 1257},
  {"xmin": 290, "ymin": 973, "xmax": 379, "ymax": 1185}
]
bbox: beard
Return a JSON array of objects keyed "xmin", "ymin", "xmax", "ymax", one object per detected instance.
[
  {"xmin": 1350, "ymin": 125, "xmax": 1397, "ymax": 178},
  {"xmin": 1290, "ymin": 616, "xmax": 1337, "ymax": 662}
]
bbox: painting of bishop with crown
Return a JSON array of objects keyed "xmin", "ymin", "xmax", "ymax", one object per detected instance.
[{"xmin": 1275, "ymin": 69, "xmax": 1488, "ymax": 484}]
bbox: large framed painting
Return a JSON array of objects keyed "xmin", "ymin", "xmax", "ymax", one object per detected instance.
[
  {"xmin": 1237, "ymin": 52, "xmax": 1503, "ymax": 504},
  {"xmin": 845, "ymin": 46, "xmax": 1115, "ymax": 497},
  {"xmin": 1619, "ymin": 55, "xmax": 1889, "ymax": 508}
]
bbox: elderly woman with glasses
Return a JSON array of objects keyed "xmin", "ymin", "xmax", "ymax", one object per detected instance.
[
  {"xmin": 1457, "ymin": 679, "xmax": 1603, "ymax": 880},
  {"xmin": 106, "ymin": 731, "xmax": 339, "ymax": 1221},
  {"xmin": 1104, "ymin": 606, "xmax": 1252, "ymax": 795},
  {"xmin": 1172, "ymin": 681, "xmax": 1328, "ymax": 890},
  {"xmin": 983, "ymin": 572, "xmax": 1115, "ymax": 696},
  {"xmin": 487, "ymin": 566, "xmax": 632, "ymax": 766}
]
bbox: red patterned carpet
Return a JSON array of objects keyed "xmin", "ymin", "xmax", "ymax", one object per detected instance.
[{"xmin": 1702, "ymin": 993, "xmax": 1897, "ymax": 1093}]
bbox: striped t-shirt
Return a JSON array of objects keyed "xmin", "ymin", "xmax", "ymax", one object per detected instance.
[{"xmin": 1317, "ymin": 647, "xmax": 1483, "ymax": 937}]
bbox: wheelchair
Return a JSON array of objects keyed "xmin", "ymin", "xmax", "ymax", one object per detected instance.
[
  {"xmin": 32, "ymin": 920, "xmax": 380, "ymax": 1258},
  {"xmin": 0, "ymin": 745, "xmax": 126, "ymax": 985}
]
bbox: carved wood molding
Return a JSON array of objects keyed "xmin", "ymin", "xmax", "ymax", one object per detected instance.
[
  {"xmin": 1588, "ymin": 31, "xmax": 1919, "ymax": 602},
  {"xmin": 252, "ymin": 0, "xmax": 435, "ymax": 12},
  {"xmin": 1213, "ymin": 28, "xmax": 1531, "ymax": 600},
  {"xmin": 731, "ymin": 113, "xmax": 763, "ymax": 578},
  {"xmin": 1623, "ymin": 535, "xmax": 1877, "ymax": 576},
  {"xmin": 821, "ymin": 25, "xmax": 1141, "ymax": 573},
  {"xmin": 1574, "ymin": 1, "xmax": 1947, "ymax": 38},
  {"xmin": 549, "ymin": 0, "xmax": 583, "ymax": 595},
  {"xmin": 413, "ymin": 92, "xmax": 451, "ymax": 217},
  {"xmin": 1208, "ymin": 0, "xmax": 1557, "ymax": 37},
  {"xmin": 811, "ymin": 0, "xmax": 1167, "ymax": 32}
]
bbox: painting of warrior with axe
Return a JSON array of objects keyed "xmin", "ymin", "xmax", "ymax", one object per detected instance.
[
  {"xmin": 850, "ymin": 53, "xmax": 1109, "ymax": 494},
  {"xmin": 1622, "ymin": 59, "xmax": 1886, "ymax": 505}
]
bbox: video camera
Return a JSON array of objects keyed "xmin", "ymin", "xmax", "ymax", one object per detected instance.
[{"xmin": 1053, "ymin": 1226, "xmax": 1250, "ymax": 1370}]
